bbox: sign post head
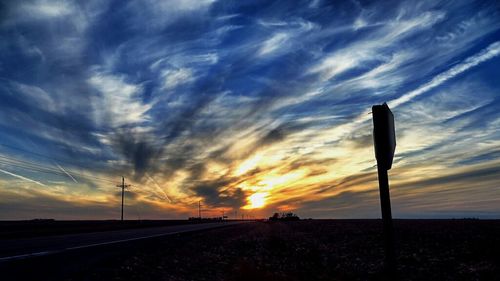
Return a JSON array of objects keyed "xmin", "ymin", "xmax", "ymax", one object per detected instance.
[{"xmin": 372, "ymin": 103, "xmax": 396, "ymax": 170}]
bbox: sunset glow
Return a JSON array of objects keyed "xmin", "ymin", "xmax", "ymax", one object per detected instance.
[
  {"xmin": 245, "ymin": 193, "xmax": 268, "ymax": 209},
  {"xmin": 0, "ymin": 0, "xmax": 499, "ymax": 220}
]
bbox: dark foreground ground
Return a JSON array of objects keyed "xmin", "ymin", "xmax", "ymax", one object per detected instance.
[
  {"xmin": 0, "ymin": 219, "xmax": 225, "ymax": 239},
  {"xmin": 3, "ymin": 219, "xmax": 500, "ymax": 281}
]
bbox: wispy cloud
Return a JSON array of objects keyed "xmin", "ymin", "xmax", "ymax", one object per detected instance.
[
  {"xmin": 88, "ymin": 68, "xmax": 153, "ymax": 127},
  {"xmin": 258, "ymin": 33, "xmax": 289, "ymax": 57},
  {"xmin": 0, "ymin": 168, "xmax": 47, "ymax": 186},
  {"xmin": 161, "ymin": 68, "xmax": 195, "ymax": 90},
  {"xmin": 390, "ymin": 41, "xmax": 500, "ymax": 107},
  {"xmin": 308, "ymin": 11, "xmax": 446, "ymax": 81},
  {"xmin": 146, "ymin": 173, "xmax": 172, "ymax": 203},
  {"xmin": 56, "ymin": 164, "xmax": 78, "ymax": 183},
  {"xmin": 0, "ymin": 0, "xmax": 499, "ymax": 219}
]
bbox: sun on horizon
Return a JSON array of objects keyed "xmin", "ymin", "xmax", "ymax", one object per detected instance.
[{"xmin": 245, "ymin": 192, "xmax": 268, "ymax": 209}]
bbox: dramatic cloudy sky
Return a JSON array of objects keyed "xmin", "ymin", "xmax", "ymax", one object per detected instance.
[{"xmin": 0, "ymin": 0, "xmax": 499, "ymax": 220}]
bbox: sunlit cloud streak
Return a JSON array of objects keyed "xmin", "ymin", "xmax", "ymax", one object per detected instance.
[
  {"xmin": 389, "ymin": 41, "xmax": 500, "ymax": 108},
  {"xmin": 56, "ymin": 163, "xmax": 78, "ymax": 183},
  {"xmin": 321, "ymin": 40, "xmax": 500, "ymax": 143},
  {"xmin": 0, "ymin": 0, "xmax": 499, "ymax": 219},
  {"xmin": 146, "ymin": 173, "xmax": 172, "ymax": 203},
  {"xmin": 0, "ymin": 168, "xmax": 47, "ymax": 187}
]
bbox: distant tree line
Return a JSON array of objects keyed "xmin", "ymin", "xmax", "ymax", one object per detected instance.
[{"xmin": 268, "ymin": 212, "xmax": 300, "ymax": 221}]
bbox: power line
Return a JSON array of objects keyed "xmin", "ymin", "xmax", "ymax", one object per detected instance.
[
  {"xmin": 0, "ymin": 158, "xmax": 65, "ymax": 175},
  {"xmin": 0, "ymin": 142, "xmax": 122, "ymax": 177},
  {"xmin": 0, "ymin": 154, "xmax": 117, "ymax": 184},
  {"xmin": 0, "ymin": 147, "xmax": 178, "ymax": 220},
  {"xmin": 0, "ymin": 142, "xmax": 115, "ymax": 170},
  {"xmin": 0, "ymin": 153, "xmax": 174, "ymax": 208}
]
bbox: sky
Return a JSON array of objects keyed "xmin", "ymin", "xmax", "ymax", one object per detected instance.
[{"xmin": 0, "ymin": 0, "xmax": 499, "ymax": 220}]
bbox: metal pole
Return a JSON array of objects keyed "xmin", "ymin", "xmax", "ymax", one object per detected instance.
[
  {"xmin": 121, "ymin": 176, "xmax": 124, "ymax": 221},
  {"xmin": 377, "ymin": 166, "xmax": 395, "ymax": 273},
  {"xmin": 198, "ymin": 201, "xmax": 201, "ymax": 219}
]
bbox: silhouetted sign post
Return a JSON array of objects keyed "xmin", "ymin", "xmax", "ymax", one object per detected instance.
[{"xmin": 372, "ymin": 103, "xmax": 396, "ymax": 274}]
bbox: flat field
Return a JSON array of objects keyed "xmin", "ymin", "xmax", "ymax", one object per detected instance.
[{"xmin": 56, "ymin": 219, "xmax": 500, "ymax": 281}]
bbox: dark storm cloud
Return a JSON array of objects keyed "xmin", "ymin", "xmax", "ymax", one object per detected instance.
[{"xmin": 191, "ymin": 178, "xmax": 249, "ymax": 208}]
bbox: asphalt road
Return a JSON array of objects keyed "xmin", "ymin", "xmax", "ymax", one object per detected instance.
[{"xmin": 0, "ymin": 221, "xmax": 244, "ymax": 262}]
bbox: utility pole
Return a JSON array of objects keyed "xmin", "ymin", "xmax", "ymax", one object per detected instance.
[
  {"xmin": 198, "ymin": 200, "xmax": 202, "ymax": 219},
  {"xmin": 116, "ymin": 176, "xmax": 131, "ymax": 221}
]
